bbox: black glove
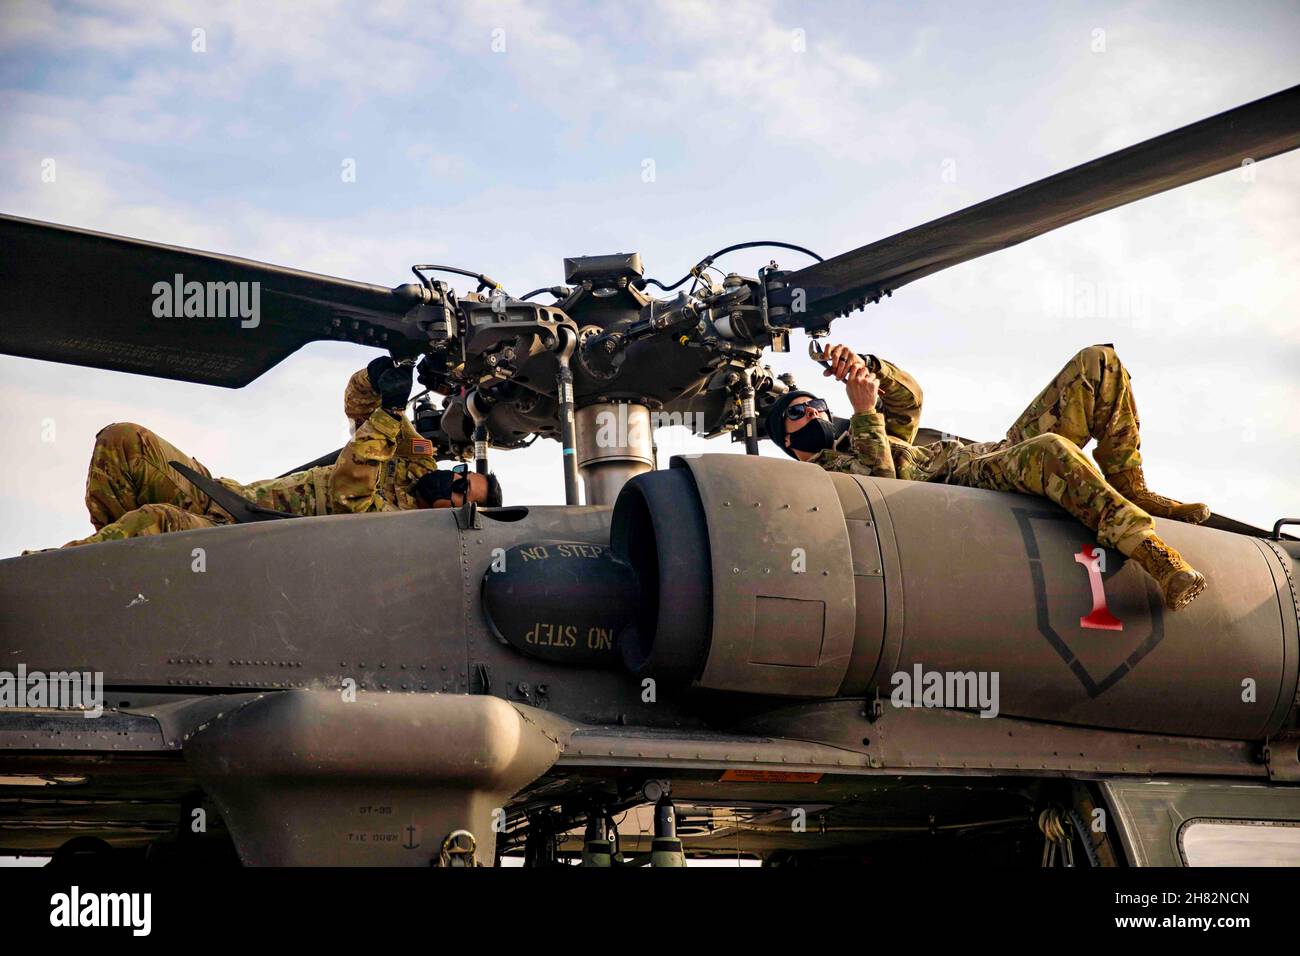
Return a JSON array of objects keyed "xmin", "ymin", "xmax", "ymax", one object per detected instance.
[
  {"xmin": 368, "ymin": 357, "xmax": 413, "ymax": 412},
  {"xmin": 366, "ymin": 356, "xmax": 395, "ymax": 392}
]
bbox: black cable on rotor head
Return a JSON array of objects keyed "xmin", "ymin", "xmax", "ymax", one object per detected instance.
[
  {"xmin": 641, "ymin": 240, "xmax": 824, "ymax": 292},
  {"xmin": 412, "ymin": 263, "xmax": 506, "ymax": 295}
]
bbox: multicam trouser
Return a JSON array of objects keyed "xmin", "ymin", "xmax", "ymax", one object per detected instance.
[
  {"xmin": 64, "ymin": 422, "xmax": 235, "ymax": 547},
  {"xmin": 816, "ymin": 345, "xmax": 1155, "ymax": 555}
]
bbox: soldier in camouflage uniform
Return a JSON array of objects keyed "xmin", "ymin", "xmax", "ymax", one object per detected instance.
[
  {"xmin": 60, "ymin": 358, "xmax": 501, "ymax": 548},
  {"xmin": 765, "ymin": 344, "xmax": 1208, "ymax": 610}
]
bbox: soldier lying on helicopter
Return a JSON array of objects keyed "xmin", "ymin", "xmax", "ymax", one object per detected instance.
[
  {"xmin": 765, "ymin": 344, "xmax": 1208, "ymax": 611},
  {"xmin": 57, "ymin": 357, "xmax": 502, "ymax": 548}
]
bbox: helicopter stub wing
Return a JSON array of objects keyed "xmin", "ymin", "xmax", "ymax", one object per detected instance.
[
  {"xmin": 0, "ymin": 214, "xmax": 424, "ymax": 387},
  {"xmin": 782, "ymin": 84, "xmax": 1300, "ymax": 323}
]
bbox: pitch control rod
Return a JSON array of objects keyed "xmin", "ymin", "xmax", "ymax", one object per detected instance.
[
  {"xmin": 553, "ymin": 326, "xmax": 580, "ymax": 505},
  {"xmin": 466, "ymin": 390, "xmax": 493, "ymax": 475}
]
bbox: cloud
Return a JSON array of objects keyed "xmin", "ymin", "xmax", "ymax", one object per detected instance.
[
  {"xmin": 406, "ymin": 143, "xmax": 469, "ymax": 181},
  {"xmin": 0, "ymin": 0, "xmax": 176, "ymax": 55},
  {"xmin": 643, "ymin": 0, "xmax": 892, "ymax": 157}
]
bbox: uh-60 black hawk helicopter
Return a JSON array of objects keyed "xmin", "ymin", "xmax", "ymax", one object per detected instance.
[{"xmin": 1, "ymin": 85, "xmax": 1299, "ymax": 868}]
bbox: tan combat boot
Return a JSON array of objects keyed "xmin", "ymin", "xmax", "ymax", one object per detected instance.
[
  {"xmin": 1108, "ymin": 467, "xmax": 1211, "ymax": 524},
  {"xmin": 1128, "ymin": 531, "xmax": 1207, "ymax": 611}
]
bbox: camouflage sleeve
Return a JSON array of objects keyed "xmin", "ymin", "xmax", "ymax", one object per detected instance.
[
  {"xmin": 343, "ymin": 367, "xmax": 381, "ymax": 423},
  {"xmin": 849, "ymin": 411, "xmax": 896, "ymax": 478},
  {"xmin": 869, "ymin": 356, "xmax": 924, "ymax": 443},
  {"xmin": 330, "ymin": 407, "xmax": 403, "ymax": 513}
]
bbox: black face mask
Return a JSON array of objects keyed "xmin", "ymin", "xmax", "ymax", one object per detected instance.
[
  {"xmin": 413, "ymin": 470, "xmax": 470, "ymax": 506},
  {"xmin": 785, "ymin": 416, "xmax": 851, "ymax": 456},
  {"xmin": 787, "ymin": 417, "xmax": 837, "ymax": 454}
]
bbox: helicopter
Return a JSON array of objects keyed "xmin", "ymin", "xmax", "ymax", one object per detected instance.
[{"xmin": 0, "ymin": 83, "xmax": 1298, "ymax": 867}]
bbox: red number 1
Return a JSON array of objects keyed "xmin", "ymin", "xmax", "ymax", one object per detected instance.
[{"xmin": 1073, "ymin": 545, "xmax": 1123, "ymax": 631}]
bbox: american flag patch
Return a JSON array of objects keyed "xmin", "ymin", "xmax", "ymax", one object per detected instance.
[{"xmin": 398, "ymin": 435, "xmax": 435, "ymax": 458}]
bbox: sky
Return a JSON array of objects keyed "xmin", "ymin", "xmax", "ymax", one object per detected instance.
[{"xmin": 0, "ymin": 0, "xmax": 1297, "ymax": 557}]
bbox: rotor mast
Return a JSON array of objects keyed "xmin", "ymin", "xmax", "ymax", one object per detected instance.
[{"xmin": 574, "ymin": 402, "xmax": 655, "ymax": 505}]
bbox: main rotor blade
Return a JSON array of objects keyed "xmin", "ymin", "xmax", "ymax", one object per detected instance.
[
  {"xmin": 0, "ymin": 215, "xmax": 424, "ymax": 387},
  {"xmin": 784, "ymin": 84, "xmax": 1300, "ymax": 322}
]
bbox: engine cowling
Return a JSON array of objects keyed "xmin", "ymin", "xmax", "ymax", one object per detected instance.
[{"xmin": 610, "ymin": 454, "xmax": 1300, "ymax": 740}]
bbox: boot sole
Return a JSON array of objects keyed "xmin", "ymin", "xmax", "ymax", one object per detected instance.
[
  {"xmin": 1136, "ymin": 501, "xmax": 1211, "ymax": 525},
  {"xmin": 1176, "ymin": 505, "xmax": 1212, "ymax": 525},
  {"xmin": 1166, "ymin": 572, "xmax": 1207, "ymax": 611}
]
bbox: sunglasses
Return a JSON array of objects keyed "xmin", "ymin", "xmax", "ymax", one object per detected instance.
[
  {"xmin": 786, "ymin": 398, "xmax": 830, "ymax": 422},
  {"xmin": 426, "ymin": 463, "xmax": 471, "ymax": 502},
  {"xmin": 451, "ymin": 463, "xmax": 471, "ymax": 495}
]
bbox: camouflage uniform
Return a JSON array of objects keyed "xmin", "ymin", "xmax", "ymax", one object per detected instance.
[
  {"xmin": 63, "ymin": 369, "xmax": 441, "ymax": 547},
  {"xmin": 813, "ymin": 345, "xmax": 1155, "ymax": 555}
]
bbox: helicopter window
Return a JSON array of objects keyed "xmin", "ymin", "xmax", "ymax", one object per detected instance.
[{"xmin": 1177, "ymin": 819, "xmax": 1300, "ymax": 866}]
